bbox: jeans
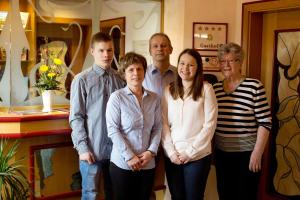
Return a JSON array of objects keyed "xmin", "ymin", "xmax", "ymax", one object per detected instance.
[
  {"xmin": 109, "ymin": 162, "xmax": 155, "ymax": 200},
  {"xmin": 165, "ymin": 155, "xmax": 212, "ymax": 200},
  {"xmin": 80, "ymin": 160, "xmax": 113, "ymax": 200}
]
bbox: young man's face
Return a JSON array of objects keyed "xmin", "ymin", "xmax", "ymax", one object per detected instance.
[
  {"xmin": 91, "ymin": 41, "xmax": 114, "ymax": 69},
  {"xmin": 149, "ymin": 35, "xmax": 173, "ymax": 62}
]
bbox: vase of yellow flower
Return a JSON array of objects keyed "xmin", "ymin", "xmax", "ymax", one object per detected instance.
[{"xmin": 35, "ymin": 57, "xmax": 63, "ymax": 112}]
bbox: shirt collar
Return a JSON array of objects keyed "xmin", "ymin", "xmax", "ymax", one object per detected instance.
[
  {"xmin": 124, "ymin": 85, "xmax": 149, "ymax": 97},
  {"xmin": 92, "ymin": 63, "xmax": 112, "ymax": 76},
  {"xmin": 150, "ymin": 64, "xmax": 177, "ymax": 75}
]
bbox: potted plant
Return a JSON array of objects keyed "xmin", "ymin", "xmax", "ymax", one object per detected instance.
[
  {"xmin": 0, "ymin": 140, "xmax": 29, "ymax": 199},
  {"xmin": 34, "ymin": 55, "xmax": 63, "ymax": 112}
]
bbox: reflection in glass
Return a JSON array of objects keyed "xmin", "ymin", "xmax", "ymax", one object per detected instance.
[{"xmin": 33, "ymin": 145, "xmax": 79, "ymax": 198}]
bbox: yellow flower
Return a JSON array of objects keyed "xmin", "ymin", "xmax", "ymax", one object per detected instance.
[
  {"xmin": 53, "ymin": 58, "xmax": 63, "ymax": 65},
  {"xmin": 39, "ymin": 65, "xmax": 49, "ymax": 72},
  {"xmin": 47, "ymin": 72, "xmax": 56, "ymax": 78}
]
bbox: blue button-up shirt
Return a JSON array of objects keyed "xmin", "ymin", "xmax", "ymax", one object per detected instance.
[
  {"xmin": 143, "ymin": 64, "xmax": 177, "ymax": 98},
  {"xmin": 106, "ymin": 86, "xmax": 162, "ymax": 170},
  {"xmin": 69, "ymin": 64, "xmax": 125, "ymax": 161}
]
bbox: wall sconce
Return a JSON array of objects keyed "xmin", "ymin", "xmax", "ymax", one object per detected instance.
[{"xmin": 0, "ymin": 11, "xmax": 29, "ymax": 30}]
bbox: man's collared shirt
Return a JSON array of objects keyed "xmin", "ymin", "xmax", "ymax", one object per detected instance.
[
  {"xmin": 70, "ymin": 64, "xmax": 124, "ymax": 161},
  {"xmin": 106, "ymin": 86, "xmax": 162, "ymax": 170},
  {"xmin": 143, "ymin": 64, "xmax": 177, "ymax": 97}
]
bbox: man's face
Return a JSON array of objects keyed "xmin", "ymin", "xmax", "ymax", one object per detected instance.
[
  {"xmin": 149, "ymin": 35, "xmax": 173, "ymax": 62},
  {"xmin": 91, "ymin": 41, "xmax": 114, "ymax": 69}
]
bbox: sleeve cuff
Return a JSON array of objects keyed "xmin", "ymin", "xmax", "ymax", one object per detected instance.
[
  {"xmin": 77, "ymin": 143, "xmax": 90, "ymax": 155},
  {"xmin": 122, "ymin": 149, "xmax": 135, "ymax": 162},
  {"xmin": 147, "ymin": 144, "xmax": 159, "ymax": 155},
  {"xmin": 164, "ymin": 146, "xmax": 177, "ymax": 158},
  {"xmin": 147, "ymin": 148, "xmax": 157, "ymax": 156},
  {"xmin": 185, "ymin": 146, "xmax": 195, "ymax": 158}
]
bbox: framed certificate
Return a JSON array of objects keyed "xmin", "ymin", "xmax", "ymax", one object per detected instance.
[{"xmin": 193, "ymin": 22, "xmax": 228, "ymax": 51}]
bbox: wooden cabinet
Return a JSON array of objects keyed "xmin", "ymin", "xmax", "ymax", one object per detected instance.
[{"xmin": 0, "ymin": 0, "xmax": 36, "ymax": 78}]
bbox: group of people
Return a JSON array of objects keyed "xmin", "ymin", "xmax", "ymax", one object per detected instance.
[{"xmin": 69, "ymin": 31, "xmax": 272, "ymax": 200}]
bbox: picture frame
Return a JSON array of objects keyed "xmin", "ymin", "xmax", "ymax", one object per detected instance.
[
  {"xmin": 21, "ymin": 48, "xmax": 28, "ymax": 61},
  {"xmin": 193, "ymin": 22, "xmax": 228, "ymax": 52},
  {"xmin": 201, "ymin": 55, "xmax": 220, "ymax": 71}
]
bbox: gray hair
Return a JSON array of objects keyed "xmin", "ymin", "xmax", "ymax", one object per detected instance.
[{"xmin": 217, "ymin": 42, "xmax": 244, "ymax": 62}]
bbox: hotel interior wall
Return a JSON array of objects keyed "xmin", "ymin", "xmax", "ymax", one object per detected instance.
[
  {"xmin": 36, "ymin": 0, "xmax": 161, "ymax": 65},
  {"xmin": 36, "ymin": 0, "xmax": 261, "ymax": 72},
  {"xmin": 164, "ymin": 0, "xmax": 262, "ymax": 81}
]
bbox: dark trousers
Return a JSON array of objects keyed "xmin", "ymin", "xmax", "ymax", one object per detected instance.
[
  {"xmin": 215, "ymin": 148, "xmax": 261, "ymax": 200},
  {"xmin": 109, "ymin": 162, "xmax": 155, "ymax": 200},
  {"xmin": 165, "ymin": 155, "xmax": 212, "ymax": 200}
]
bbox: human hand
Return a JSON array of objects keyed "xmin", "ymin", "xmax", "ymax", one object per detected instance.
[
  {"xmin": 79, "ymin": 152, "xmax": 95, "ymax": 164},
  {"xmin": 138, "ymin": 151, "xmax": 153, "ymax": 167},
  {"xmin": 170, "ymin": 153, "xmax": 182, "ymax": 165},
  {"xmin": 249, "ymin": 150, "xmax": 262, "ymax": 172},
  {"xmin": 127, "ymin": 155, "xmax": 142, "ymax": 171},
  {"xmin": 178, "ymin": 152, "xmax": 191, "ymax": 164}
]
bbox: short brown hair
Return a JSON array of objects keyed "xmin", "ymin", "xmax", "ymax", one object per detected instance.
[
  {"xmin": 149, "ymin": 33, "xmax": 172, "ymax": 49},
  {"xmin": 90, "ymin": 32, "xmax": 112, "ymax": 48},
  {"xmin": 119, "ymin": 52, "xmax": 147, "ymax": 77}
]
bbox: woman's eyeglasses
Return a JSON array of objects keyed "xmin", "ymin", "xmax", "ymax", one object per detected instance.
[{"xmin": 219, "ymin": 59, "xmax": 240, "ymax": 65}]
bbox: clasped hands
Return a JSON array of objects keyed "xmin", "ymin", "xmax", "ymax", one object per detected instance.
[
  {"xmin": 127, "ymin": 151, "xmax": 153, "ymax": 171},
  {"xmin": 170, "ymin": 151, "xmax": 190, "ymax": 165}
]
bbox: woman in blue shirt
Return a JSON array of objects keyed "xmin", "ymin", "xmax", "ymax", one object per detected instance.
[{"xmin": 106, "ymin": 52, "xmax": 162, "ymax": 200}]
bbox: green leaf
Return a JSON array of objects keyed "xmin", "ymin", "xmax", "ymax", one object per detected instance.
[{"xmin": 0, "ymin": 139, "xmax": 29, "ymax": 199}]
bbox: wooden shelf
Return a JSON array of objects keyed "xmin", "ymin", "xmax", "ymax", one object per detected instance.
[
  {"xmin": 0, "ymin": 0, "xmax": 36, "ymax": 77},
  {"xmin": 0, "ymin": 60, "xmax": 29, "ymax": 62}
]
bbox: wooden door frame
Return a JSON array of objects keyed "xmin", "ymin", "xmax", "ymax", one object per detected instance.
[
  {"xmin": 100, "ymin": 17, "xmax": 126, "ymax": 63},
  {"xmin": 242, "ymin": 1, "xmax": 300, "ymax": 200},
  {"xmin": 242, "ymin": 0, "xmax": 300, "ymax": 79}
]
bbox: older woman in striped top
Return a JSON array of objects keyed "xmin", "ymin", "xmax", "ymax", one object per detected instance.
[{"xmin": 213, "ymin": 43, "xmax": 272, "ymax": 200}]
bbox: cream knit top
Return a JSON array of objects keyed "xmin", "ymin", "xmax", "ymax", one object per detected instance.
[{"xmin": 162, "ymin": 82, "xmax": 218, "ymax": 161}]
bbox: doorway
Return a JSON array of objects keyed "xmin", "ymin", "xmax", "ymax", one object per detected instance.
[{"xmin": 242, "ymin": 1, "xmax": 300, "ymax": 199}]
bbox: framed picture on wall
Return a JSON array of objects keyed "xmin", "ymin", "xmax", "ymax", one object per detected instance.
[
  {"xmin": 193, "ymin": 22, "xmax": 228, "ymax": 52},
  {"xmin": 201, "ymin": 55, "xmax": 220, "ymax": 71}
]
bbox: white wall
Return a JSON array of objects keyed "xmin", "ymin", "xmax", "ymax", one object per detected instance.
[
  {"xmin": 36, "ymin": 0, "xmax": 161, "ymax": 63},
  {"xmin": 163, "ymin": 0, "xmax": 185, "ymax": 67},
  {"xmin": 164, "ymin": 0, "xmax": 262, "ymax": 79}
]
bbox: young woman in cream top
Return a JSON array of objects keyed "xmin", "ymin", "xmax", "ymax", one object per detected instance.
[{"xmin": 162, "ymin": 48, "xmax": 218, "ymax": 200}]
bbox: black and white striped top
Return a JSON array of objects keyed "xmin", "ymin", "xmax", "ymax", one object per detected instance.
[{"xmin": 213, "ymin": 78, "xmax": 272, "ymax": 152}]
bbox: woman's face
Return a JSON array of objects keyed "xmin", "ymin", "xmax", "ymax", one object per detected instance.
[
  {"xmin": 124, "ymin": 63, "xmax": 145, "ymax": 88},
  {"xmin": 177, "ymin": 53, "xmax": 197, "ymax": 82},
  {"xmin": 219, "ymin": 52, "xmax": 242, "ymax": 79}
]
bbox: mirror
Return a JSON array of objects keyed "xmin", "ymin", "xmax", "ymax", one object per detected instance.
[
  {"xmin": 31, "ymin": 143, "xmax": 80, "ymax": 199},
  {"xmin": 0, "ymin": 0, "xmax": 163, "ymax": 107}
]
